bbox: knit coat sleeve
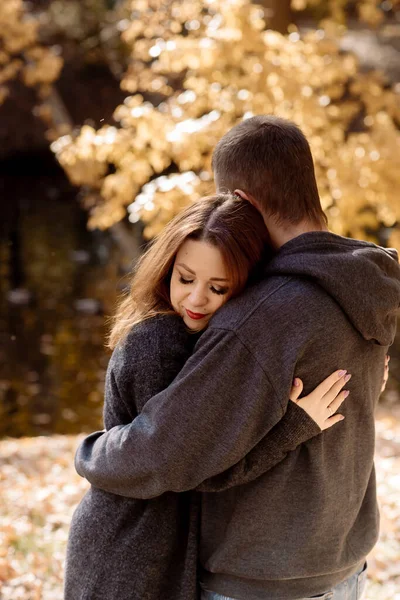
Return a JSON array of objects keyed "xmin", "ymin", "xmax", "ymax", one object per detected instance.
[
  {"xmin": 103, "ymin": 367, "xmax": 137, "ymax": 431},
  {"xmin": 99, "ymin": 314, "xmax": 321, "ymax": 494},
  {"xmin": 196, "ymin": 401, "xmax": 321, "ymax": 492},
  {"xmin": 102, "ymin": 313, "xmax": 197, "ymax": 431},
  {"xmin": 75, "ymin": 323, "xmax": 323, "ymax": 499}
]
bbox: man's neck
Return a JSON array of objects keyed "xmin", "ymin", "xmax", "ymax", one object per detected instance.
[
  {"xmin": 264, "ymin": 216, "xmax": 329, "ymax": 250},
  {"xmin": 227, "ymin": 188, "xmax": 329, "ymax": 250}
]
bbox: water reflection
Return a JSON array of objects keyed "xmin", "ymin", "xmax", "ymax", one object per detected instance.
[{"xmin": 0, "ymin": 155, "xmax": 131, "ymax": 437}]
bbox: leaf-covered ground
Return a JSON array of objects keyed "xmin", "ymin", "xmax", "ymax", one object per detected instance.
[{"xmin": 1, "ymin": 405, "xmax": 399, "ymax": 600}]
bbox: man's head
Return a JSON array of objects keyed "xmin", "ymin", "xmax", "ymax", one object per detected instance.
[{"xmin": 212, "ymin": 115, "xmax": 327, "ymax": 228}]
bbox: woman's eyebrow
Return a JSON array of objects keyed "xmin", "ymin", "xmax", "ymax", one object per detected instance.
[
  {"xmin": 176, "ymin": 262, "xmax": 195, "ymax": 274},
  {"xmin": 176, "ymin": 263, "xmax": 229, "ymax": 282}
]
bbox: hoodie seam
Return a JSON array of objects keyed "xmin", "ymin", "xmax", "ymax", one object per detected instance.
[
  {"xmin": 278, "ymin": 237, "xmax": 398, "ymax": 260},
  {"xmin": 280, "ymin": 239, "xmax": 375, "ymax": 255},
  {"xmin": 209, "ymin": 329, "xmax": 286, "ymax": 415},
  {"xmin": 232, "ymin": 278, "xmax": 295, "ymax": 333}
]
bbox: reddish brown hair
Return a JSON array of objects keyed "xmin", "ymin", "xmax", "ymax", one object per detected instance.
[
  {"xmin": 212, "ymin": 115, "xmax": 327, "ymax": 226},
  {"xmin": 108, "ymin": 193, "xmax": 268, "ymax": 348}
]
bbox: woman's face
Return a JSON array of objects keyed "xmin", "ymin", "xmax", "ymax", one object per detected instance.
[{"xmin": 170, "ymin": 239, "xmax": 232, "ymax": 331}]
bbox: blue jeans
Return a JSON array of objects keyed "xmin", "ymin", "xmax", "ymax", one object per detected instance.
[{"xmin": 201, "ymin": 563, "xmax": 368, "ymax": 600}]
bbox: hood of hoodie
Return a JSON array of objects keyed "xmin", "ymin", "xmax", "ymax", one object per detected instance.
[{"xmin": 265, "ymin": 232, "xmax": 400, "ymax": 346}]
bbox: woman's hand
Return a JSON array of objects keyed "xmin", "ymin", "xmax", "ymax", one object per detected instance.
[
  {"xmin": 289, "ymin": 370, "xmax": 351, "ymax": 431},
  {"xmin": 381, "ymin": 355, "xmax": 390, "ymax": 393}
]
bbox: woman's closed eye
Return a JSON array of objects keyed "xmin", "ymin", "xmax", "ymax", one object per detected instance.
[
  {"xmin": 178, "ymin": 275, "xmax": 228, "ymax": 296},
  {"xmin": 210, "ymin": 286, "xmax": 229, "ymax": 296},
  {"xmin": 179, "ymin": 276, "xmax": 194, "ymax": 285}
]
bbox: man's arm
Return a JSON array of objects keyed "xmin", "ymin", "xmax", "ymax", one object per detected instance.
[{"xmin": 75, "ymin": 327, "xmax": 285, "ymax": 499}]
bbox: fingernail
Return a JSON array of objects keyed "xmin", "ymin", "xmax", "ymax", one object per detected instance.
[
  {"xmin": 293, "ymin": 378, "xmax": 300, "ymax": 387},
  {"xmin": 338, "ymin": 370, "xmax": 347, "ymax": 377},
  {"xmin": 344, "ymin": 374, "xmax": 352, "ymax": 382},
  {"xmin": 343, "ymin": 390, "xmax": 350, "ymax": 397},
  {"xmin": 339, "ymin": 416, "xmax": 345, "ymax": 421}
]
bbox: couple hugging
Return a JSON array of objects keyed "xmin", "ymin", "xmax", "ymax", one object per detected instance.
[{"xmin": 65, "ymin": 116, "xmax": 400, "ymax": 600}]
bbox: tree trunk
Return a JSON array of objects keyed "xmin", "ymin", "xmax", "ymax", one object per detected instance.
[
  {"xmin": 255, "ymin": 0, "xmax": 293, "ymax": 33},
  {"xmin": 110, "ymin": 221, "xmax": 143, "ymax": 266}
]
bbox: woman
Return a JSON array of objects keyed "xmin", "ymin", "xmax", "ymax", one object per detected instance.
[{"xmin": 65, "ymin": 194, "xmax": 350, "ymax": 600}]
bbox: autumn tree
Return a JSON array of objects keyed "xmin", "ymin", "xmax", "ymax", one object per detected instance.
[
  {"xmin": 294, "ymin": 0, "xmax": 400, "ymax": 26},
  {"xmin": 0, "ymin": 0, "xmax": 66, "ymax": 136},
  {"xmin": 48, "ymin": 0, "xmax": 400, "ymax": 247}
]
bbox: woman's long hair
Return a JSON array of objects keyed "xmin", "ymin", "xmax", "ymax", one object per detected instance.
[{"xmin": 108, "ymin": 193, "xmax": 268, "ymax": 349}]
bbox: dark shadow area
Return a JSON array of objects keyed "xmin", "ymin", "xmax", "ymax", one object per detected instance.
[{"xmin": 0, "ymin": 150, "xmax": 129, "ymax": 437}]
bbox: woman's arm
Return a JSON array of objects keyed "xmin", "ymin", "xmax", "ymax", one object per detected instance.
[
  {"xmin": 103, "ymin": 367, "xmax": 136, "ymax": 430},
  {"xmin": 86, "ymin": 333, "xmax": 349, "ymax": 497},
  {"xmin": 196, "ymin": 371, "xmax": 349, "ymax": 492},
  {"xmin": 102, "ymin": 314, "xmax": 197, "ymax": 431},
  {"xmin": 196, "ymin": 401, "xmax": 317, "ymax": 492},
  {"xmin": 102, "ymin": 316, "xmax": 348, "ymax": 493}
]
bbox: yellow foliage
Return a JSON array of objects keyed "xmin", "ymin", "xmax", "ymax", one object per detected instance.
[
  {"xmin": 0, "ymin": 0, "xmax": 63, "ymax": 126},
  {"xmin": 292, "ymin": 0, "xmax": 400, "ymax": 27},
  {"xmin": 50, "ymin": 0, "xmax": 399, "ymax": 249}
]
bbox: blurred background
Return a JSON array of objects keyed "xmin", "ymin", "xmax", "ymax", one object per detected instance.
[{"xmin": 0, "ymin": 1, "xmax": 399, "ymax": 597}]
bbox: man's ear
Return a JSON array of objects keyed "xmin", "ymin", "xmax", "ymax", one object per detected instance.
[{"xmin": 234, "ymin": 189, "xmax": 260, "ymax": 210}]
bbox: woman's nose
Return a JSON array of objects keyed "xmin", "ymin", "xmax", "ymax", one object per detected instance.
[{"xmin": 189, "ymin": 285, "xmax": 208, "ymax": 307}]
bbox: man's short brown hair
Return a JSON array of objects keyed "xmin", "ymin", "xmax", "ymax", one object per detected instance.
[{"xmin": 212, "ymin": 115, "xmax": 327, "ymax": 226}]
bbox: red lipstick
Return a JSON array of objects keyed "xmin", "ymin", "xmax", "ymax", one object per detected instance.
[{"xmin": 185, "ymin": 308, "xmax": 207, "ymax": 320}]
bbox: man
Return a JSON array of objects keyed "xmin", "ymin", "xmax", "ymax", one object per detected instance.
[{"xmin": 76, "ymin": 116, "xmax": 400, "ymax": 599}]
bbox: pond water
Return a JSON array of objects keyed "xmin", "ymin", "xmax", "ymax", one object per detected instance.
[{"xmin": 0, "ymin": 153, "xmax": 136, "ymax": 438}]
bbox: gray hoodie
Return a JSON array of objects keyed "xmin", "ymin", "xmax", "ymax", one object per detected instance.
[{"xmin": 76, "ymin": 232, "xmax": 400, "ymax": 600}]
